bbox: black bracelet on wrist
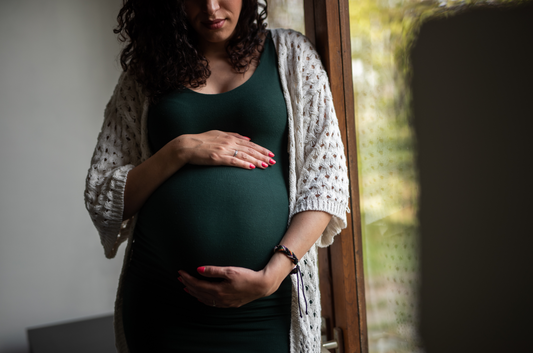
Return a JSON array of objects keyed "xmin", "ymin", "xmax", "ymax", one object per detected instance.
[
  {"xmin": 273, "ymin": 244, "xmax": 299, "ymax": 274},
  {"xmin": 273, "ymin": 244, "xmax": 308, "ymax": 317}
]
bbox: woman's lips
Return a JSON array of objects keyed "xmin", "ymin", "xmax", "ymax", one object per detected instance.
[{"xmin": 202, "ymin": 19, "xmax": 225, "ymax": 30}]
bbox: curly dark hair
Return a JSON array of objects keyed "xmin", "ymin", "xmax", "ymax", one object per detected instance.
[{"xmin": 114, "ymin": 0, "xmax": 268, "ymax": 102}]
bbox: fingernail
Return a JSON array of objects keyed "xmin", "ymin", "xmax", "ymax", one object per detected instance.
[
  {"xmin": 178, "ymin": 277, "xmax": 183, "ymax": 283},
  {"xmin": 269, "ymin": 159, "xmax": 276, "ymax": 165},
  {"xmin": 243, "ymin": 136, "xmax": 251, "ymax": 140},
  {"xmin": 262, "ymin": 162, "xmax": 268, "ymax": 168},
  {"xmin": 250, "ymin": 164, "xmax": 256, "ymax": 169},
  {"xmin": 184, "ymin": 288, "xmax": 189, "ymax": 293},
  {"xmin": 269, "ymin": 152, "xmax": 275, "ymax": 157},
  {"xmin": 197, "ymin": 266, "xmax": 206, "ymax": 274}
]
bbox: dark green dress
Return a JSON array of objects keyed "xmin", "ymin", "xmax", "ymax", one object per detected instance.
[{"xmin": 122, "ymin": 32, "xmax": 292, "ymax": 353}]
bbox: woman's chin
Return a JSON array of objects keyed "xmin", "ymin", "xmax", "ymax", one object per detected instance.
[{"xmin": 194, "ymin": 25, "xmax": 237, "ymax": 47}]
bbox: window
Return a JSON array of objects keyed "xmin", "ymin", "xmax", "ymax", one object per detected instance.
[{"xmin": 302, "ymin": 0, "xmax": 529, "ymax": 352}]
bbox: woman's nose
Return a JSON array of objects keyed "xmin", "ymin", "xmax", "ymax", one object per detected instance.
[{"xmin": 204, "ymin": 0, "xmax": 220, "ymax": 16}]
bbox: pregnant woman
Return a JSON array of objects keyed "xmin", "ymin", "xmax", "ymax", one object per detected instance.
[{"xmin": 84, "ymin": 0, "xmax": 350, "ymax": 352}]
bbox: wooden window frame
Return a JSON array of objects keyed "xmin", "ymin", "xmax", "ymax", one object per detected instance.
[{"xmin": 303, "ymin": 1, "xmax": 368, "ymax": 352}]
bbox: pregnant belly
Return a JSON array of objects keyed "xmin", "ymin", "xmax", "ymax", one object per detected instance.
[{"xmin": 132, "ymin": 164, "xmax": 290, "ymax": 280}]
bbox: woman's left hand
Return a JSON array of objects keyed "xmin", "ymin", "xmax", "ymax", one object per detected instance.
[{"xmin": 178, "ymin": 266, "xmax": 280, "ymax": 308}]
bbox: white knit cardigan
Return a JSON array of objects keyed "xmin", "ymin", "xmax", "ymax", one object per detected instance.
[{"xmin": 85, "ymin": 28, "xmax": 350, "ymax": 353}]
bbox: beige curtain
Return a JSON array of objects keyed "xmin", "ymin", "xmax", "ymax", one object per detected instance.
[{"xmin": 267, "ymin": 0, "xmax": 305, "ymax": 33}]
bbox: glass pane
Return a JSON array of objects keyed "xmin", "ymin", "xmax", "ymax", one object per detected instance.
[
  {"xmin": 269, "ymin": 1, "xmax": 524, "ymax": 352},
  {"xmin": 348, "ymin": 0, "xmax": 518, "ymax": 352},
  {"xmin": 348, "ymin": 0, "xmax": 422, "ymax": 352}
]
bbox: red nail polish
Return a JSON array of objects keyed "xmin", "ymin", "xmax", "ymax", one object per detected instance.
[
  {"xmin": 243, "ymin": 136, "xmax": 251, "ymax": 140},
  {"xmin": 270, "ymin": 159, "xmax": 276, "ymax": 165},
  {"xmin": 262, "ymin": 162, "xmax": 268, "ymax": 168},
  {"xmin": 197, "ymin": 267, "xmax": 206, "ymax": 274},
  {"xmin": 184, "ymin": 288, "xmax": 189, "ymax": 293},
  {"xmin": 250, "ymin": 164, "xmax": 256, "ymax": 169},
  {"xmin": 178, "ymin": 277, "xmax": 183, "ymax": 283},
  {"xmin": 268, "ymin": 152, "xmax": 275, "ymax": 157}
]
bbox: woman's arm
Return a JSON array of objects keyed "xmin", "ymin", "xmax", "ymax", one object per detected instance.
[
  {"xmin": 262, "ymin": 211, "xmax": 332, "ymax": 293},
  {"xmin": 178, "ymin": 210, "xmax": 332, "ymax": 308},
  {"xmin": 84, "ymin": 73, "xmax": 144, "ymax": 258},
  {"xmin": 122, "ymin": 131, "xmax": 275, "ymax": 220}
]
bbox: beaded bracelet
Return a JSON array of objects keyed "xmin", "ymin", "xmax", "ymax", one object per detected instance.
[{"xmin": 273, "ymin": 244, "xmax": 308, "ymax": 317}]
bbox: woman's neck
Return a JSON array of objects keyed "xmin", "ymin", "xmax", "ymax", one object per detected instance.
[{"xmin": 197, "ymin": 39, "xmax": 229, "ymax": 61}]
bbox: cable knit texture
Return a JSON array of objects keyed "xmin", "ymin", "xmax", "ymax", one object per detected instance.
[{"xmin": 84, "ymin": 28, "xmax": 349, "ymax": 353}]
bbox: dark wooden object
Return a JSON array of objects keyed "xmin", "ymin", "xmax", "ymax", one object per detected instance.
[
  {"xmin": 412, "ymin": 4, "xmax": 533, "ymax": 353},
  {"xmin": 27, "ymin": 315, "xmax": 115, "ymax": 353},
  {"xmin": 304, "ymin": 1, "xmax": 368, "ymax": 352}
]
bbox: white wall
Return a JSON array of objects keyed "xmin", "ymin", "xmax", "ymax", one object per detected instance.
[{"xmin": 0, "ymin": 0, "xmax": 124, "ymax": 351}]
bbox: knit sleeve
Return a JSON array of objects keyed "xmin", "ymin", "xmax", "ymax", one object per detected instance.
[
  {"xmin": 289, "ymin": 37, "xmax": 350, "ymax": 247},
  {"xmin": 84, "ymin": 72, "xmax": 145, "ymax": 258}
]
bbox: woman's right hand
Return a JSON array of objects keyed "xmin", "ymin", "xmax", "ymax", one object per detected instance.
[
  {"xmin": 173, "ymin": 130, "xmax": 275, "ymax": 170},
  {"xmin": 123, "ymin": 131, "xmax": 274, "ymax": 221}
]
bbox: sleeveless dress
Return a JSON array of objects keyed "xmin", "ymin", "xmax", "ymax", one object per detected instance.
[{"xmin": 121, "ymin": 32, "xmax": 292, "ymax": 352}]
